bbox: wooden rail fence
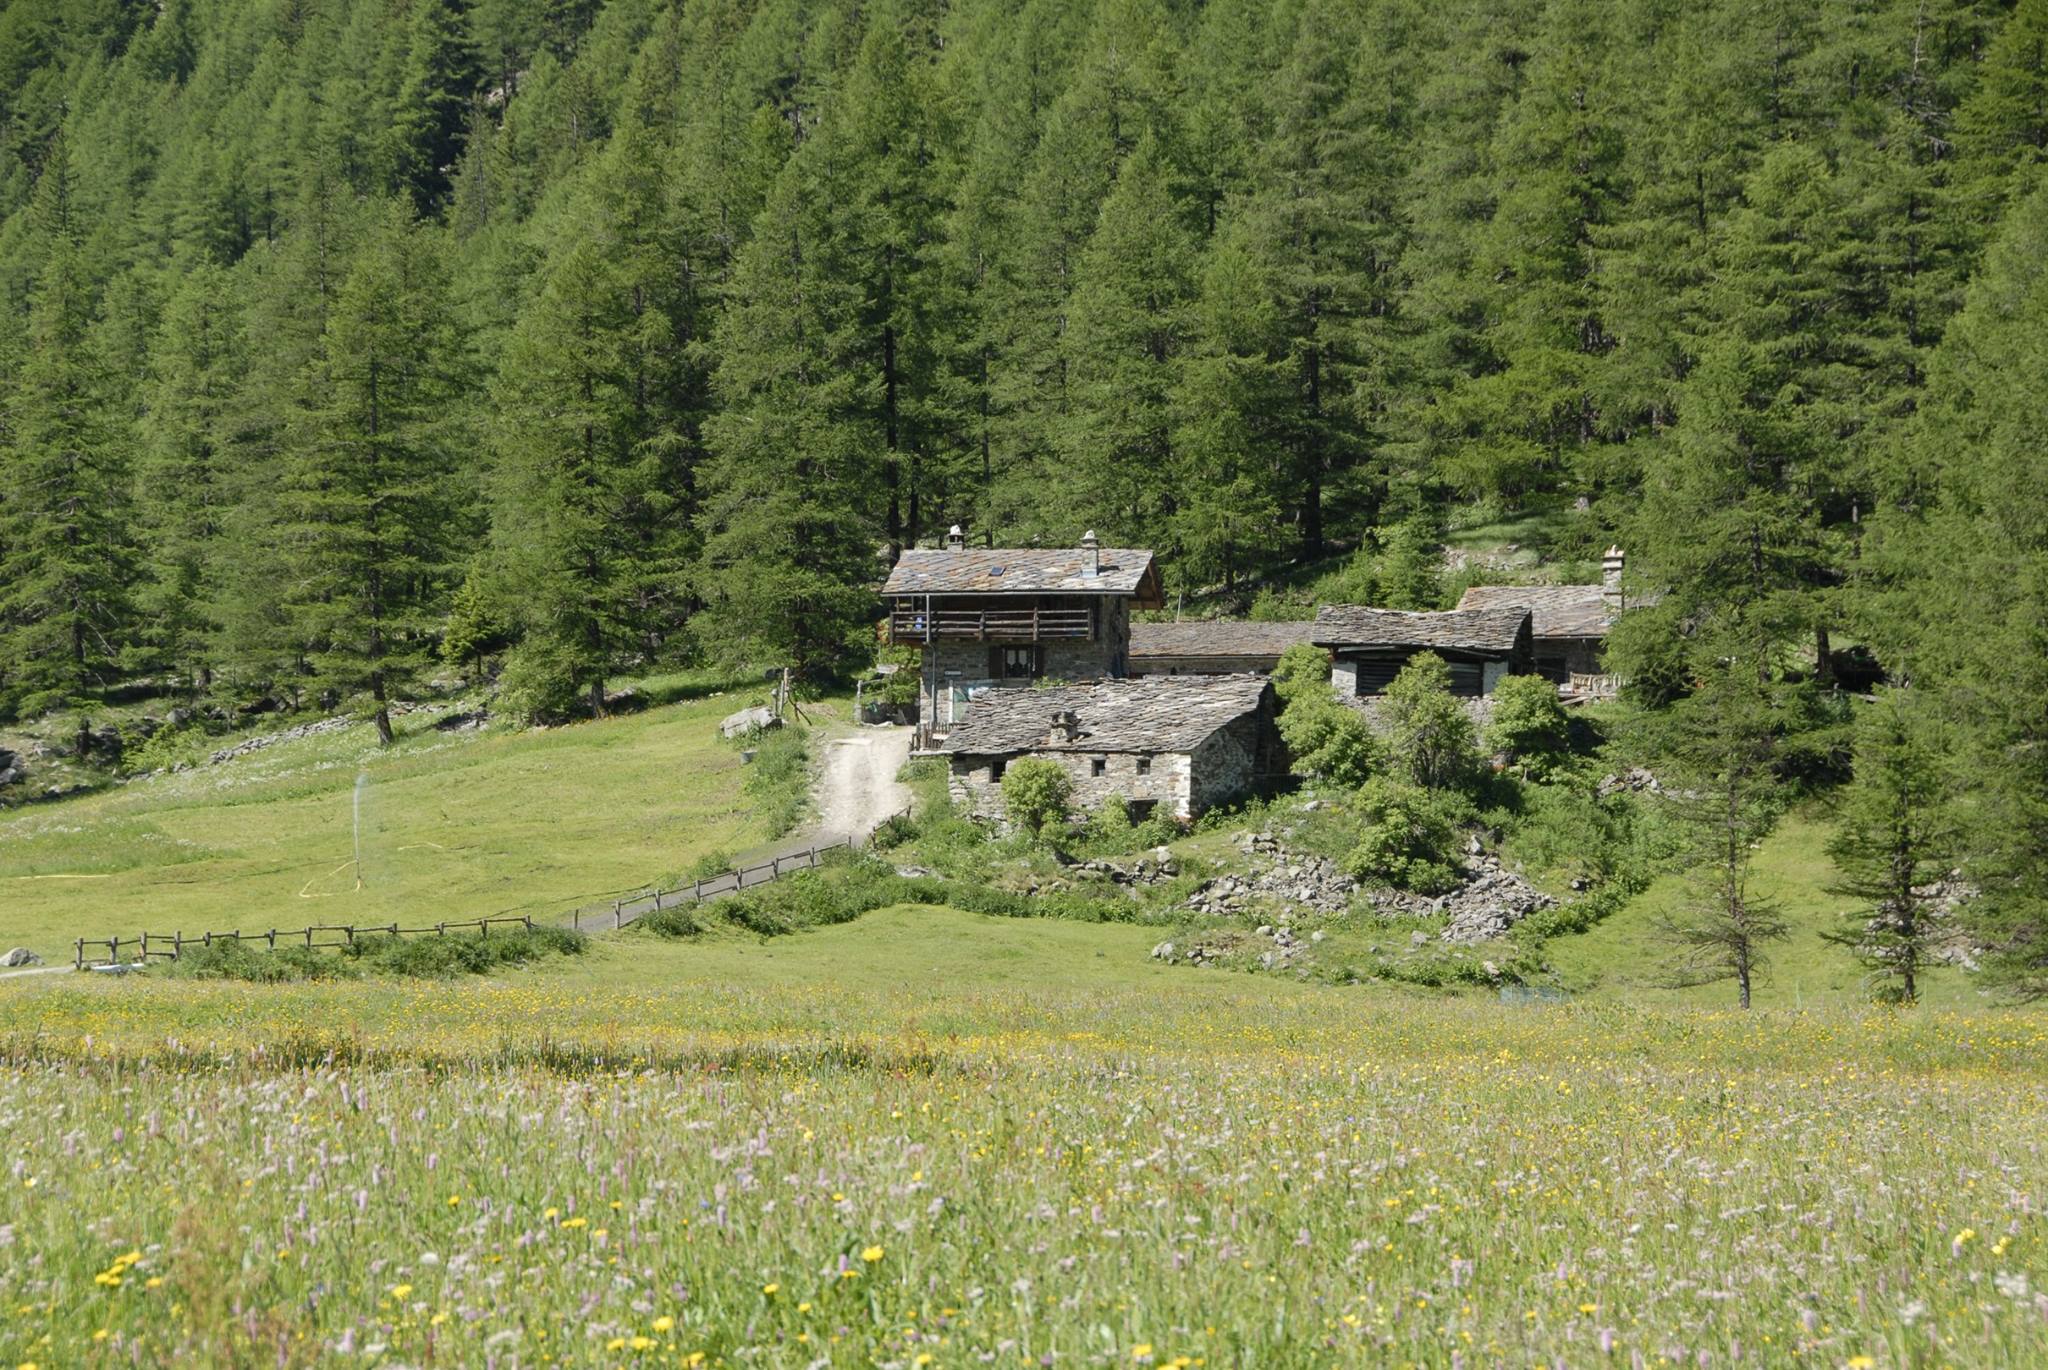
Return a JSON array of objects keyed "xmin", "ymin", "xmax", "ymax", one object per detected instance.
[{"xmin": 76, "ymin": 916, "xmax": 539, "ymax": 971}]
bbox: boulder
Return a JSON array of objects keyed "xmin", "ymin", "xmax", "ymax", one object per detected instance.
[
  {"xmin": 719, "ymin": 706, "xmax": 780, "ymax": 740},
  {"xmin": 1, "ymin": 947, "xmax": 42, "ymax": 967}
]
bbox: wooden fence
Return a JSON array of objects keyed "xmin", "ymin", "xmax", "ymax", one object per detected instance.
[
  {"xmin": 564, "ymin": 838, "xmax": 856, "ymax": 933},
  {"xmin": 76, "ymin": 916, "xmax": 539, "ymax": 971}
]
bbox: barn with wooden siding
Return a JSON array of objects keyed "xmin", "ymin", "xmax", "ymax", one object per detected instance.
[{"xmin": 1311, "ymin": 605, "xmax": 1534, "ymax": 699}]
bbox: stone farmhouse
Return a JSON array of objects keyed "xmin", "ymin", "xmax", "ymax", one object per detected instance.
[
  {"xmin": 1128, "ymin": 620, "xmax": 1318, "ymax": 676},
  {"xmin": 1454, "ymin": 546, "xmax": 1629, "ymax": 692},
  {"xmin": 882, "ymin": 529, "xmax": 1162, "ymax": 747},
  {"xmin": 1312, "ymin": 604, "xmax": 1535, "ymax": 700},
  {"xmin": 938, "ymin": 675, "xmax": 1282, "ymax": 824}
]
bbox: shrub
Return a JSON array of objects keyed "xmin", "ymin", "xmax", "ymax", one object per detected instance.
[
  {"xmin": 155, "ymin": 926, "xmax": 586, "ymax": 981},
  {"xmin": 1272, "ymin": 643, "xmax": 1335, "ymax": 707},
  {"xmin": 1486, "ymin": 674, "xmax": 1570, "ymax": 775},
  {"xmin": 1273, "ymin": 644, "xmax": 1378, "ymax": 787},
  {"xmin": 1086, "ymin": 793, "xmax": 1134, "ymax": 845},
  {"xmin": 744, "ymin": 725, "xmax": 811, "ymax": 838},
  {"xmin": 1001, "ymin": 757, "xmax": 1072, "ymax": 836},
  {"xmin": 1345, "ymin": 777, "xmax": 1464, "ymax": 894},
  {"xmin": 1382, "ymin": 653, "xmax": 1477, "ymax": 791},
  {"xmin": 498, "ymin": 637, "xmax": 585, "ymax": 723}
]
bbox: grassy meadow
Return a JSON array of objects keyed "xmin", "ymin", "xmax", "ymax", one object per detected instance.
[
  {"xmin": 0, "ymin": 679, "xmax": 794, "ymax": 964},
  {"xmin": 4, "ymin": 919, "xmax": 2047, "ymax": 1368}
]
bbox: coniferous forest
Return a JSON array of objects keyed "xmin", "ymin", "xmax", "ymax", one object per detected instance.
[{"xmin": 1, "ymin": 1, "xmax": 2046, "ymax": 985}]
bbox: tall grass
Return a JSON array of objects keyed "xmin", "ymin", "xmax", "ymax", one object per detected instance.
[{"xmin": 2, "ymin": 975, "xmax": 2044, "ymax": 1367}]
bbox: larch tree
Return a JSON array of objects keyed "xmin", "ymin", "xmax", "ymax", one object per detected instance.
[
  {"xmin": 0, "ymin": 138, "xmax": 134, "ymax": 727},
  {"xmin": 279, "ymin": 201, "xmax": 464, "ymax": 746},
  {"xmin": 1824, "ymin": 688, "xmax": 1957, "ymax": 1003}
]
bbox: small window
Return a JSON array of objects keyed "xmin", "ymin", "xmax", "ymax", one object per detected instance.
[
  {"xmin": 1135, "ymin": 757, "xmax": 1151, "ymax": 776},
  {"xmin": 999, "ymin": 646, "xmax": 1042, "ymax": 680},
  {"xmin": 989, "ymin": 759, "xmax": 1006, "ymax": 782},
  {"xmin": 1090, "ymin": 757, "xmax": 1106, "ymax": 777}
]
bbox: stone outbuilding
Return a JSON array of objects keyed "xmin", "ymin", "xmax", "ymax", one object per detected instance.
[
  {"xmin": 884, "ymin": 529, "xmax": 1163, "ymax": 746},
  {"xmin": 1311, "ymin": 605, "xmax": 1534, "ymax": 699},
  {"xmin": 1455, "ymin": 547, "xmax": 1631, "ymax": 690},
  {"xmin": 940, "ymin": 675, "xmax": 1282, "ymax": 825},
  {"xmin": 1128, "ymin": 620, "xmax": 1318, "ymax": 676}
]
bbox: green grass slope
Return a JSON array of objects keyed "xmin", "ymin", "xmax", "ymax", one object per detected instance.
[
  {"xmin": 1543, "ymin": 808, "xmax": 1983, "ymax": 1009},
  {"xmin": 0, "ymin": 682, "xmax": 783, "ymax": 962}
]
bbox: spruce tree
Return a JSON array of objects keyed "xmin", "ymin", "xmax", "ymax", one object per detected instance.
[{"xmin": 387, "ymin": 0, "xmax": 482, "ymax": 215}]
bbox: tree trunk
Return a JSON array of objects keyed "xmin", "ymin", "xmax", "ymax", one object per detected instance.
[
  {"xmin": 374, "ymin": 705, "xmax": 394, "ymax": 748},
  {"xmin": 589, "ymin": 677, "xmax": 606, "ymax": 719}
]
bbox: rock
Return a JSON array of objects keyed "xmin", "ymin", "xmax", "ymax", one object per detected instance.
[
  {"xmin": 1310, "ymin": 930, "xmax": 1327, "ymax": 944},
  {"xmin": 1298, "ymin": 799, "xmax": 1322, "ymax": 812},
  {"xmin": 1, "ymin": 947, "xmax": 42, "ymax": 967},
  {"xmin": 1411, "ymin": 931, "xmax": 1429, "ymax": 946},
  {"xmin": 719, "ymin": 706, "xmax": 780, "ymax": 740},
  {"xmin": 1151, "ymin": 941, "xmax": 1176, "ymax": 961},
  {"xmin": 1255, "ymin": 924, "xmax": 1272, "ymax": 936},
  {"xmin": 1597, "ymin": 766, "xmax": 1663, "ymax": 798},
  {"xmin": 207, "ymin": 715, "xmax": 356, "ymax": 766}
]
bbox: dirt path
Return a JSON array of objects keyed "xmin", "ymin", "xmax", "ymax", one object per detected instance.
[{"xmin": 809, "ymin": 725, "xmax": 913, "ymax": 844}]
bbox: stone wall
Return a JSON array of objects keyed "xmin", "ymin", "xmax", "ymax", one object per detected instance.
[
  {"xmin": 1132, "ymin": 653, "xmax": 1281, "ymax": 676},
  {"xmin": 950, "ymin": 747, "xmax": 1193, "ymax": 824},
  {"xmin": 1187, "ymin": 713, "xmax": 1265, "ymax": 815}
]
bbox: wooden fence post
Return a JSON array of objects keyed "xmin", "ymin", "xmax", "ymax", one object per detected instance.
[
  {"xmin": 613, "ymin": 901, "xmax": 622, "ymax": 929},
  {"xmin": 74, "ymin": 938, "xmax": 83, "ymax": 971}
]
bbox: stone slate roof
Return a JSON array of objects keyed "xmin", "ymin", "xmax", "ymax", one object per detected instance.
[
  {"xmin": 940, "ymin": 675, "xmax": 1271, "ymax": 755},
  {"xmin": 883, "ymin": 547, "xmax": 1160, "ymax": 600},
  {"xmin": 1311, "ymin": 605, "xmax": 1531, "ymax": 654},
  {"xmin": 1128, "ymin": 620, "xmax": 1317, "ymax": 659},
  {"xmin": 1456, "ymin": 583, "xmax": 1616, "ymax": 639}
]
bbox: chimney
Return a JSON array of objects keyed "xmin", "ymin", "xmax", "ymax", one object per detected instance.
[
  {"xmin": 945, "ymin": 524, "xmax": 965, "ymax": 551},
  {"xmin": 1080, "ymin": 530, "xmax": 1100, "ymax": 578},
  {"xmin": 1602, "ymin": 546, "xmax": 1625, "ymax": 602},
  {"xmin": 1050, "ymin": 709, "xmax": 1080, "ymax": 744}
]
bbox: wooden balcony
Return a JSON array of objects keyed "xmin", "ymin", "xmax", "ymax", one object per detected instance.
[{"xmin": 889, "ymin": 605, "xmax": 1094, "ymax": 643}]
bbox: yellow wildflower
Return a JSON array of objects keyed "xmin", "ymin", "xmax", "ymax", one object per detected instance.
[
  {"xmin": 653, "ymin": 1316, "xmax": 675, "ymax": 1333},
  {"xmin": 1132, "ymin": 1345, "xmax": 1154, "ymax": 1362},
  {"xmin": 861, "ymin": 1245, "xmax": 885, "ymax": 1263},
  {"xmin": 390, "ymin": 1284, "xmax": 413, "ymax": 1300}
]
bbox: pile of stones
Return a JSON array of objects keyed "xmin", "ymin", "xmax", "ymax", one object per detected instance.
[
  {"xmin": 1359, "ymin": 842, "xmax": 1556, "ymax": 943},
  {"xmin": 0, "ymin": 747, "xmax": 22, "ymax": 790},
  {"xmin": 1152, "ymin": 922, "xmax": 1325, "ymax": 971},
  {"xmin": 1064, "ymin": 846, "xmax": 1180, "ymax": 887},
  {"xmin": 206, "ymin": 716, "xmax": 356, "ymax": 766},
  {"xmin": 1179, "ymin": 831, "xmax": 1356, "ymax": 916}
]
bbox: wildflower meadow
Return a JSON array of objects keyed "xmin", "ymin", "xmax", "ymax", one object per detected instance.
[{"xmin": 3, "ymin": 962, "xmax": 2045, "ymax": 1368}]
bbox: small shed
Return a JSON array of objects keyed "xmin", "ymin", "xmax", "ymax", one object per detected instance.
[
  {"xmin": 940, "ymin": 675, "xmax": 1281, "ymax": 824},
  {"xmin": 1128, "ymin": 620, "xmax": 1318, "ymax": 676},
  {"xmin": 1312, "ymin": 605, "xmax": 1534, "ymax": 698}
]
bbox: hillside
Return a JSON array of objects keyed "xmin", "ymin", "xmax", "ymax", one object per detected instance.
[{"xmin": 0, "ymin": 676, "xmax": 793, "ymax": 962}]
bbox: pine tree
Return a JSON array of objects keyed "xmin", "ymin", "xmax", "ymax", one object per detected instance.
[
  {"xmin": 279, "ymin": 202, "xmax": 464, "ymax": 745},
  {"xmin": 1823, "ymin": 688, "xmax": 1956, "ymax": 1003},
  {"xmin": 0, "ymin": 138, "xmax": 134, "ymax": 723}
]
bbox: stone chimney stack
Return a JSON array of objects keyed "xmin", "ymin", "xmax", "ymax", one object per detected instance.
[
  {"xmin": 1050, "ymin": 709, "xmax": 1080, "ymax": 744},
  {"xmin": 945, "ymin": 524, "xmax": 965, "ymax": 550},
  {"xmin": 1602, "ymin": 546, "xmax": 1626, "ymax": 602},
  {"xmin": 1081, "ymin": 530, "xmax": 1100, "ymax": 578}
]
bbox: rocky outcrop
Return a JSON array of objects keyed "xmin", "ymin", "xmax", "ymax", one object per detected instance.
[
  {"xmin": 1, "ymin": 947, "xmax": 44, "ymax": 967},
  {"xmin": 1066, "ymin": 846, "xmax": 1181, "ymax": 887},
  {"xmin": 1180, "ymin": 830, "xmax": 1356, "ymax": 916}
]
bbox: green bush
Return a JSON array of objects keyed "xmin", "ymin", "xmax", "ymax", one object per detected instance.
[
  {"xmin": 1382, "ymin": 653, "xmax": 1477, "ymax": 791},
  {"xmin": 1345, "ymin": 776, "xmax": 1465, "ymax": 894},
  {"xmin": 1486, "ymin": 673, "xmax": 1570, "ymax": 776},
  {"xmin": 640, "ymin": 857, "xmax": 1143, "ymax": 939},
  {"xmin": 1279, "ymin": 694, "xmax": 1378, "ymax": 787},
  {"xmin": 157, "ymin": 939, "xmax": 354, "ymax": 982},
  {"xmin": 498, "ymin": 637, "xmax": 585, "ymax": 724},
  {"xmin": 744, "ymin": 725, "xmax": 811, "ymax": 838},
  {"xmin": 1000, "ymin": 757, "xmax": 1072, "ymax": 836}
]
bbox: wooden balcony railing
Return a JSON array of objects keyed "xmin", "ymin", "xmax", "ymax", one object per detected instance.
[{"xmin": 889, "ymin": 606, "xmax": 1094, "ymax": 642}]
